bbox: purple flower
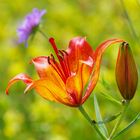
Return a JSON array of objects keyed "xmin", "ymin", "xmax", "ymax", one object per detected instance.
[{"xmin": 17, "ymin": 8, "xmax": 46, "ymax": 46}]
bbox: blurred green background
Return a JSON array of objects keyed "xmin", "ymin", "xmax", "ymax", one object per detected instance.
[{"xmin": 0, "ymin": 0, "xmax": 140, "ymax": 139}]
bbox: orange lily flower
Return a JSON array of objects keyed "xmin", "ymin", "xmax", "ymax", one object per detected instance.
[{"xmin": 6, "ymin": 37, "xmax": 124, "ymax": 107}]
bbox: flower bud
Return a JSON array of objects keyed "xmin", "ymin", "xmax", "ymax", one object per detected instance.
[{"xmin": 116, "ymin": 42, "xmax": 138, "ymax": 100}]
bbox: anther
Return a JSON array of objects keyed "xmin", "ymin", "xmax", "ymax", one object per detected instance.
[
  {"xmin": 122, "ymin": 42, "xmax": 129, "ymax": 47},
  {"xmin": 58, "ymin": 50, "xmax": 64, "ymax": 57},
  {"xmin": 58, "ymin": 54, "xmax": 63, "ymax": 61},
  {"xmin": 51, "ymin": 54, "xmax": 56, "ymax": 64},
  {"xmin": 62, "ymin": 50, "xmax": 68, "ymax": 56},
  {"xmin": 47, "ymin": 56, "xmax": 51, "ymax": 64}
]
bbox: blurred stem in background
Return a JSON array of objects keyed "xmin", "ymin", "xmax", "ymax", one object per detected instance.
[
  {"xmin": 108, "ymin": 100, "xmax": 130, "ymax": 140},
  {"xmin": 120, "ymin": 0, "xmax": 139, "ymax": 43},
  {"xmin": 39, "ymin": 29, "xmax": 49, "ymax": 39}
]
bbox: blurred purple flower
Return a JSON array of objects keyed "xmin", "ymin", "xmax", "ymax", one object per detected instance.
[{"xmin": 17, "ymin": 8, "xmax": 46, "ymax": 46}]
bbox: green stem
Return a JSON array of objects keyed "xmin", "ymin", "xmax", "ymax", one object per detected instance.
[
  {"xmin": 39, "ymin": 29, "xmax": 49, "ymax": 39},
  {"xmin": 108, "ymin": 100, "xmax": 130, "ymax": 140},
  {"xmin": 78, "ymin": 106, "xmax": 107, "ymax": 140},
  {"xmin": 120, "ymin": 0, "xmax": 139, "ymax": 42}
]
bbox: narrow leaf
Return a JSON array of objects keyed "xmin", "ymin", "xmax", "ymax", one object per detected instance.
[
  {"xmin": 94, "ymin": 94, "xmax": 109, "ymax": 137},
  {"xmin": 113, "ymin": 113, "xmax": 140, "ymax": 139},
  {"xmin": 100, "ymin": 91, "xmax": 121, "ymax": 105},
  {"xmin": 100, "ymin": 78, "xmax": 121, "ymax": 105},
  {"xmin": 96, "ymin": 112, "xmax": 121, "ymax": 124}
]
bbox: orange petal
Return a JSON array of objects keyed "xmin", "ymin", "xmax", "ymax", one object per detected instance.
[
  {"xmin": 66, "ymin": 57, "xmax": 93, "ymax": 104},
  {"xmin": 82, "ymin": 38, "xmax": 124, "ymax": 103},
  {"xmin": 6, "ymin": 73, "xmax": 33, "ymax": 95},
  {"xmin": 31, "ymin": 79, "xmax": 74, "ymax": 106},
  {"xmin": 80, "ymin": 56, "xmax": 94, "ymax": 87},
  {"xmin": 31, "ymin": 56, "xmax": 49, "ymax": 78},
  {"xmin": 32, "ymin": 56, "xmax": 65, "ymax": 83},
  {"xmin": 66, "ymin": 64, "xmax": 83, "ymax": 104},
  {"xmin": 66, "ymin": 37, "xmax": 94, "ymax": 72}
]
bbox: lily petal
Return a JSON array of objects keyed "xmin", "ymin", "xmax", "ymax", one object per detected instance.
[
  {"xmin": 31, "ymin": 79, "xmax": 74, "ymax": 106},
  {"xmin": 66, "ymin": 57, "xmax": 93, "ymax": 104},
  {"xmin": 82, "ymin": 39, "xmax": 124, "ymax": 103},
  {"xmin": 6, "ymin": 73, "xmax": 33, "ymax": 95},
  {"xmin": 80, "ymin": 56, "xmax": 94, "ymax": 87},
  {"xmin": 66, "ymin": 63, "xmax": 83, "ymax": 104},
  {"xmin": 32, "ymin": 56, "xmax": 65, "ymax": 87},
  {"xmin": 66, "ymin": 37, "xmax": 94, "ymax": 72},
  {"xmin": 31, "ymin": 56, "xmax": 49, "ymax": 78}
]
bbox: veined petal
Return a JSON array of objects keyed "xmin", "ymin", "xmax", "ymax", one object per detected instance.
[
  {"xmin": 6, "ymin": 73, "xmax": 33, "ymax": 95},
  {"xmin": 80, "ymin": 56, "xmax": 94, "ymax": 87},
  {"xmin": 66, "ymin": 57, "xmax": 93, "ymax": 104},
  {"xmin": 66, "ymin": 37, "xmax": 94, "ymax": 72},
  {"xmin": 66, "ymin": 64, "xmax": 83, "ymax": 104},
  {"xmin": 31, "ymin": 56, "xmax": 49, "ymax": 78},
  {"xmin": 31, "ymin": 56, "xmax": 65, "ymax": 87},
  {"xmin": 30, "ymin": 79, "xmax": 74, "ymax": 106},
  {"xmin": 82, "ymin": 39, "xmax": 124, "ymax": 103}
]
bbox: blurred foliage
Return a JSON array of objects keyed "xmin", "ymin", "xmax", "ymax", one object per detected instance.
[{"xmin": 0, "ymin": 0, "xmax": 140, "ymax": 139}]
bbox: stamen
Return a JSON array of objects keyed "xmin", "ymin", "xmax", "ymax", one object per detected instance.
[
  {"xmin": 49, "ymin": 37, "xmax": 71, "ymax": 80},
  {"xmin": 58, "ymin": 54, "xmax": 69, "ymax": 78},
  {"xmin": 62, "ymin": 50, "xmax": 68, "ymax": 55},
  {"xmin": 59, "ymin": 50, "xmax": 65, "ymax": 57},
  {"xmin": 49, "ymin": 54, "xmax": 66, "ymax": 83},
  {"xmin": 47, "ymin": 56, "xmax": 51, "ymax": 64},
  {"xmin": 59, "ymin": 50, "xmax": 71, "ymax": 76},
  {"xmin": 49, "ymin": 38, "xmax": 59, "ymax": 55},
  {"xmin": 51, "ymin": 54, "xmax": 55, "ymax": 64}
]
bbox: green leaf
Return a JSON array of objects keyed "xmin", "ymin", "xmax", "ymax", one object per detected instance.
[
  {"xmin": 113, "ymin": 113, "xmax": 140, "ymax": 139},
  {"xmin": 100, "ymin": 78, "xmax": 121, "ymax": 105},
  {"xmin": 100, "ymin": 91, "xmax": 121, "ymax": 105},
  {"xmin": 130, "ymin": 136, "xmax": 140, "ymax": 140},
  {"xmin": 96, "ymin": 112, "xmax": 121, "ymax": 124},
  {"xmin": 101, "ymin": 77, "xmax": 111, "ymax": 90},
  {"xmin": 94, "ymin": 94, "xmax": 109, "ymax": 137}
]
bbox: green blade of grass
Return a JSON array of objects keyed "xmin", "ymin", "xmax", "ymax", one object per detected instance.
[
  {"xmin": 113, "ymin": 113, "xmax": 140, "ymax": 139},
  {"xmin": 94, "ymin": 94, "xmax": 109, "ymax": 137},
  {"xmin": 96, "ymin": 112, "xmax": 121, "ymax": 125}
]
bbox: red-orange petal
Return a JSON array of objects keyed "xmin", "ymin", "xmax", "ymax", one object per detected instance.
[
  {"xmin": 66, "ymin": 57, "xmax": 93, "ymax": 104},
  {"xmin": 66, "ymin": 63, "xmax": 83, "ymax": 104},
  {"xmin": 66, "ymin": 37, "xmax": 94, "ymax": 72},
  {"xmin": 6, "ymin": 73, "xmax": 33, "ymax": 95},
  {"xmin": 82, "ymin": 38, "xmax": 124, "ymax": 103},
  {"xmin": 32, "ymin": 56, "xmax": 66, "ymax": 83},
  {"xmin": 31, "ymin": 56, "xmax": 49, "ymax": 78},
  {"xmin": 80, "ymin": 56, "xmax": 94, "ymax": 87},
  {"xmin": 30, "ymin": 78, "xmax": 74, "ymax": 106}
]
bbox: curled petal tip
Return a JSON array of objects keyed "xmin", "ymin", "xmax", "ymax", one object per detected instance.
[
  {"xmin": 5, "ymin": 89, "xmax": 9, "ymax": 95},
  {"xmin": 5, "ymin": 73, "xmax": 33, "ymax": 95},
  {"xmin": 24, "ymin": 83, "xmax": 34, "ymax": 94}
]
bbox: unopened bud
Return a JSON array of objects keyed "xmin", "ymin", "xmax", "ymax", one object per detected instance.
[{"xmin": 116, "ymin": 42, "xmax": 138, "ymax": 100}]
